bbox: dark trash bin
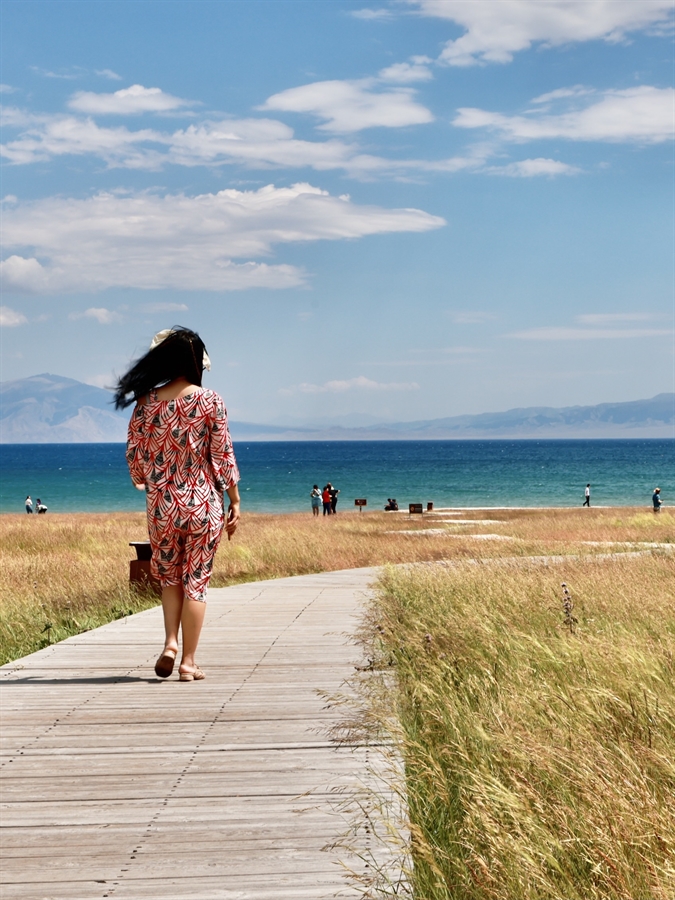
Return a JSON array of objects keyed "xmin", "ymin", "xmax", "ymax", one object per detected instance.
[{"xmin": 129, "ymin": 541, "xmax": 161, "ymax": 594}]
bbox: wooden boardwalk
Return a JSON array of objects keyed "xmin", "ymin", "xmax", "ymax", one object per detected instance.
[{"xmin": 1, "ymin": 568, "xmax": 401, "ymax": 900}]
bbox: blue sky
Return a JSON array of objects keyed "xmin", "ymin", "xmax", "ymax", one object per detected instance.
[{"xmin": 1, "ymin": 0, "xmax": 673, "ymax": 425}]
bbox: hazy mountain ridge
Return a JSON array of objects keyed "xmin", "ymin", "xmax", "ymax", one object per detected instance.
[
  {"xmin": 0, "ymin": 374, "xmax": 128, "ymax": 443},
  {"xmin": 1, "ymin": 374, "xmax": 673, "ymax": 443}
]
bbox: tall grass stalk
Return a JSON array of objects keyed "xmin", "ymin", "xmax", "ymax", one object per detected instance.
[{"xmin": 367, "ymin": 556, "xmax": 675, "ymax": 899}]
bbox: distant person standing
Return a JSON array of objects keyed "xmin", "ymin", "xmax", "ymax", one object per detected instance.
[
  {"xmin": 653, "ymin": 487, "xmax": 662, "ymax": 513},
  {"xmin": 322, "ymin": 484, "xmax": 332, "ymax": 516},
  {"xmin": 310, "ymin": 484, "xmax": 321, "ymax": 517},
  {"xmin": 25, "ymin": 495, "xmax": 33, "ymax": 514},
  {"xmin": 329, "ymin": 484, "xmax": 340, "ymax": 514},
  {"xmin": 583, "ymin": 484, "xmax": 591, "ymax": 507}
]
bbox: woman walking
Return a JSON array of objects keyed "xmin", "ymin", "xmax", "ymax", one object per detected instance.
[{"xmin": 115, "ymin": 328, "xmax": 240, "ymax": 682}]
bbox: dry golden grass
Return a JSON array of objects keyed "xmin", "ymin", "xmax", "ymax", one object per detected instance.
[
  {"xmin": 368, "ymin": 555, "xmax": 675, "ymax": 899},
  {"xmin": 1, "ymin": 506, "xmax": 672, "ymax": 665}
]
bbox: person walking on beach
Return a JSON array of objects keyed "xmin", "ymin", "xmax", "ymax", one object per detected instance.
[
  {"xmin": 583, "ymin": 484, "xmax": 591, "ymax": 507},
  {"xmin": 322, "ymin": 484, "xmax": 332, "ymax": 516},
  {"xmin": 115, "ymin": 327, "xmax": 240, "ymax": 683},
  {"xmin": 310, "ymin": 484, "xmax": 321, "ymax": 517},
  {"xmin": 25, "ymin": 495, "xmax": 33, "ymax": 514},
  {"xmin": 653, "ymin": 487, "xmax": 662, "ymax": 513},
  {"xmin": 330, "ymin": 483, "xmax": 340, "ymax": 514}
]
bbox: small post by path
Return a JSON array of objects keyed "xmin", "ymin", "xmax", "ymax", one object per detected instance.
[{"xmin": 354, "ymin": 498, "xmax": 367, "ymax": 513}]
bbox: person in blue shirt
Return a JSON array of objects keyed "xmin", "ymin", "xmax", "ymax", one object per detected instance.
[{"xmin": 652, "ymin": 488, "xmax": 662, "ymax": 512}]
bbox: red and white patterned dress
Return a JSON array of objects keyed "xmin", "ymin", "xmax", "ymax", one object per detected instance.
[{"xmin": 126, "ymin": 388, "xmax": 240, "ymax": 602}]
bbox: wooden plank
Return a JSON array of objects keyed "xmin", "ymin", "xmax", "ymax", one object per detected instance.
[{"xmin": 0, "ymin": 567, "xmax": 403, "ymax": 900}]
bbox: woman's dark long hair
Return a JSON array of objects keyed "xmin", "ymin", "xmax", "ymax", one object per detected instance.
[{"xmin": 114, "ymin": 327, "xmax": 207, "ymax": 409}]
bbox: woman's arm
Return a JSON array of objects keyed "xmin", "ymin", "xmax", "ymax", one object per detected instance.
[
  {"xmin": 209, "ymin": 395, "xmax": 241, "ymax": 536},
  {"xmin": 225, "ymin": 483, "xmax": 241, "ymax": 539}
]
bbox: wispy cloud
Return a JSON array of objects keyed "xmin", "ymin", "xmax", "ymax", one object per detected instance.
[
  {"xmin": 409, "ymin": 0, "xmax": 674, "ymax": 66},
  {"xmin": 30, "ymin": 66, "xmax": 83, "ymax": 80},
  {"xmin": 141, "ymin": 302, "xmax": 189, "ymax": 313},
  {"xmin": 455, "ymin": 86, "xmax": 675, "ymax": 144},
  {"xmin": 0, "ymin": 84, "xmax": 17, "ymax": 94},
  {"xmin": 576, "ymin": 313, "xmax": 665, "ymax": 324},
  {"xmin": 531, "ymin": 85, "xmax": 593, "ymax": 105},
  {"xmin": 1, "ymin": 183, "xmax": 444, "ymax": 294},
  {"xmin": 509, "ymin": 326, "xmax": 673, "ymax": 340},
  {"xmin": 261, "ymin": 78, "xmax": 433, "ymax": 133},
  {"xmin": 487, "ymin": 158, "xmax": 582, "ymax": 177},
  {"xmin": 350, "ymin": 8, "xmax": 394, "ymax": 20},
  {"xmin": 282, "ymin": 375, "xmax": 419, "ymax": 394},
  {"xmin": 0, "ymin": 108, "xmax": 479, "ymax": 177},
  {"xmin": 0, "ymin": 305, "xmax": 28, "ymax": 327},
  {"xmin": 95, "ymin": 69, "xmax": 123, "ymax": 81},
  {"xmin": 69, "ymin": 84, "xmax": 196, "ymax": 115},
  {"xmin": 69, "ymin": 307, "xmax": 123, "ymax": 325},
  {"xmin": 378, "ymin": 57, "xmax": 433, "ymax": 84}
]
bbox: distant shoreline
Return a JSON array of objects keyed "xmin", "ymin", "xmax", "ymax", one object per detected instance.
[
  {"xmin": 0, "ymin": 503, "xmax": 668, "ymax": 522},
  {"xmin": 2, "ymin": 435, "xmax": 674, "ymax": 445}
]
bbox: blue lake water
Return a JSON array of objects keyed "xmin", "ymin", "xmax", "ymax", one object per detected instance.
[{"xmin": 1, "ymin": 440, "xmax": 673, "ymax": 514}]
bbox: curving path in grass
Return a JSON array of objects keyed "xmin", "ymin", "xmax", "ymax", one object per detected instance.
[{"xmin": 1, "ymin": 568, "xmax": 402, "ymax": 900}]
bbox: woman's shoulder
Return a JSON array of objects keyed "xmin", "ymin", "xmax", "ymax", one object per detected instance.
[
  {"xmin": 195, "ymin": 387, "xmax": 228, "ymax": 413},
  {"xmin": 197, "ymin": 387, "xmax": 224, "ymax": 404}
]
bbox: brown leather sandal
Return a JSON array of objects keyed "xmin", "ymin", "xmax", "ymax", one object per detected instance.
[{"xmin": 154, "ymin": 648, "xmax": 177, "ymax": 679}]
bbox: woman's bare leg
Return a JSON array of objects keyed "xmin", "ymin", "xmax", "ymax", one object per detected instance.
[
  {"xmin": 179, "ymin": 599, "xmax": 207, "ymax": 673},
  {"xmin": 161, "ymin": 583, "xmax": 183, "ymax": 653}
]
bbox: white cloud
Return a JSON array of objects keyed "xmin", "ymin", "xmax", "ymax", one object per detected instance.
[
  {"xmin": 0, "ymin": 115, "xmax": 164, "ymax": 165},
  {"xmin": 141, "ymin": 302, "xmax": 189, "ymax": 313},
  {"xmin": 96, "ymin": 69, "xmax": 123, "ymax": 81},
  {"xmin": 0, "ymin": 256, "xmax": 49, "ymax": 292},
  {"xmin": 576, "ymin": 313, "xmax": 662, "ymax": 324},
  {"xmin": 351, "ymin": 8, "xmax": 394, "ymax": 20},
  {"xmin": 510, "ymin": 326, "xmax": 674, "ymax": 340},
  {"xmin": 289, "ymin": 376, "xmax": 420, "ymax": 394},
  {"xmin": 488, "ymin": 157, "xmax": 582, "ymax": 177},
  {"xmin": 454, "ymin": 87, "xmax": 675, "ymax": 144},
  {"xmin": 68, "ymin": 84, "xmax": 195, "ymax": 115},
  {"xmin": 0, "ymin": 305, "xmax": 28, "ymax": 327},
  {"xmin": 1, "ymin": 183, "xmax": 444, "ymax": 294},
  {"xmin": 0, "ymin": 84, "xmax": 17, "ymax": 94},
  {"xmin": 261, "ymin": 79, "xmax": 433, "ymax": 132},
  {"xmin": 0, "ymin": 111, "xmax": 465, "ymax": 177},
  {"xmin": 70, "ymin": 307, "xmax": 123, "ymax": 324},
  {"xmin": 531, "ymin": 85, "xmax": 593, "ymax": 104},
  {"xmin": 30, "ymin": 66, "xmax": 82, "ymax": 80},
  {"xmin": 409, "ymin": 0, "xmax": 674, "ymax": 66},
  {"xmin": 378, "ymin": 57, "xmax": 433, "ymax": 83}
]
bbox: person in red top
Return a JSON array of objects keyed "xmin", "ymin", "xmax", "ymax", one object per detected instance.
[
  {"xmin": 322, "ymin": 485, "xmax": 332, "ymax": 516},
  {"xmin": 115, "ymin": 328, "xmax": 240, "ymax": 682}
]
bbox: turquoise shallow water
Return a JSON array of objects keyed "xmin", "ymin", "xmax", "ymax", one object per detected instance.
[{"xmin": 1, "ymin": 440, "xmax": 673, "ymax": 514}]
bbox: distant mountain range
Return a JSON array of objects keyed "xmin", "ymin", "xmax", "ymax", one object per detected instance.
[{"xmin": 1, "ymin": 374, "xmax": 673, "ymax": 443}]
